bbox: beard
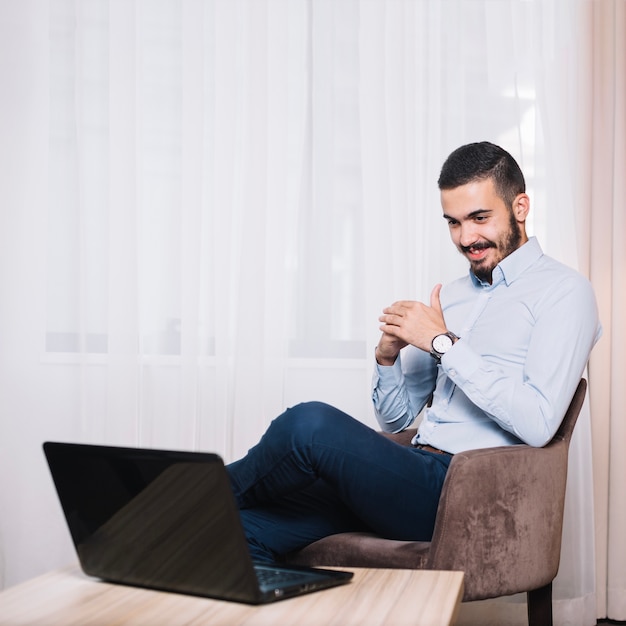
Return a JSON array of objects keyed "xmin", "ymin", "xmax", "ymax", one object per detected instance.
[{"xmin": 461, "ymin": 210, "xmax": 522, "ymax": 283}]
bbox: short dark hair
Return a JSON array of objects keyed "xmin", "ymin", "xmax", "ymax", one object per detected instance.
[{"xmin": 437, "ymin": 142, "xmax": 526, "ymax": 208}]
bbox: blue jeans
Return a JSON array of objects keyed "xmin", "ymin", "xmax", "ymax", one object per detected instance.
[{"xmin": 227, "ymin": 401, "xmax": 452, "ymax": 562}]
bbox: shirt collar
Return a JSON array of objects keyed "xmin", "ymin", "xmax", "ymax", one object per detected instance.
[{"xmin": 470, "ymin": 236, "xmax": 543, "ymax": 288}]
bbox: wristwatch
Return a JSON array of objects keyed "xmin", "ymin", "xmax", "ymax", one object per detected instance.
[{"xmin": 430, "ymin": 332, "xmax": 459, "ymax": 361}]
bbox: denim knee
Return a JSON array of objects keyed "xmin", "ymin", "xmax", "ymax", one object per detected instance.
[{"xmin": 271, "ymin": 401, "xmax": 343, "ymax": 446}]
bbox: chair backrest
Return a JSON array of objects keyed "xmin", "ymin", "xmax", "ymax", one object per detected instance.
[
  {"xmin": 427, "ymin": 378, "xmax": 587, "ymax": 601},
  {"xmin": 551, "ymin": 378, "xmax": 587, "ymax": 445}
]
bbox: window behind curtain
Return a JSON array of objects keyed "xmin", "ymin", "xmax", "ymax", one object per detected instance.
[
  {"xmin": 45, "ymin": 0, "xmax": 541, "ymax": 360},
  {"xmin": 45, "ymin": 0, "xmax": 369, "ymax": 360}
]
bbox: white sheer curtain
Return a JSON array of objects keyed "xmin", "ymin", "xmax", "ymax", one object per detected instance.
[{"xmin": 0, "ymin": 1, "xmax": 622, "ymax": 623}]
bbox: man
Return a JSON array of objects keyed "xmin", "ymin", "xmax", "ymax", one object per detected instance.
[{"xmin": 228, "ymin": 141, "xmax": 601, "ymax": 564}]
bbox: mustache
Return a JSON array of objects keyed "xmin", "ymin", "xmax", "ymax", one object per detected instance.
[{"xmin": 460, "ymin": 241, "xmax": 495, "ymax": 254}]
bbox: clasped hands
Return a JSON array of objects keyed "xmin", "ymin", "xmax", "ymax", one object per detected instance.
[{"xmin": 376, "ymin": 284, "xmax": 448, "ymax": 366}]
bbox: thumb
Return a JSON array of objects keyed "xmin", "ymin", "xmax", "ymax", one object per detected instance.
[{"xmin": 430, "ymin": 283, "xmax": 443, "ymax": 315}]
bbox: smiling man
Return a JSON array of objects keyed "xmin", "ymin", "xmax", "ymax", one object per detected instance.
[
  {"xmin": 228, "ymin": 141, "xmax": 601, "ymax": 564},
  {"xmin": 374, "ymin": 141, "xmax": 601, "ymax": 450}
]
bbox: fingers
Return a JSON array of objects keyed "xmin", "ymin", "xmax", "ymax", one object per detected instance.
[
  {"xmin": 381, "ymin": 287, "xmax": 443, "ymax": 320},
  {"xmin": 382, "ymin": 297, "xmax": 434, "ymax": 317},
  {"xmin": 383, "ymin": 300, "xmax": 417, "ymax": 309},
  {"xmin": 382, "ymin": 300, "xmax": 429, "ymax": 321},
  {"xmin": 382, "ymin": 301, "xmax": 410, "ymax": 315},
  {"xmin": 380, "ymin": 287, "xmax": 444, "ymax": 329},
  {"xmin": 378, "ymin": 315, "xmax": 402, "ymax": 330},
  {"xmin": 378, "ymin": 286, "xmax": 445, "ymax": 353},
  {"xmin": 379, "ymin": 301, "xmax": 418, "ymax": 328}
]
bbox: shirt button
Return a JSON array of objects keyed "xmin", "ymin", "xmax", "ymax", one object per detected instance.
[{"xmin": 449, "ymin": 369, "xmax": 457, "ymax": 377}]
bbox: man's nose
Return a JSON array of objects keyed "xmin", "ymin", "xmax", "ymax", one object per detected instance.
[{"xmin": 458, "ymin": 223, "xmax": 478, "ymax": 247}]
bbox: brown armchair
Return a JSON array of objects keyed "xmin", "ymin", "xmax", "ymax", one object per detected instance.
[{"xmin": 286, "ymin": 379, "xmax": 587, "ymax": 626}]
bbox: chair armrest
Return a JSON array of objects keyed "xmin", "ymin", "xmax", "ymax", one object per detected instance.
[{"xmin": 428, "ymin": 441, "xmax": 569, "ymax": 600}]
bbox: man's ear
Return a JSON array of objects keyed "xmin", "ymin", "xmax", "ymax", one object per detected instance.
[{"xmin": 513, "ymin": 193, "xmax": 530, "ymax": 223}]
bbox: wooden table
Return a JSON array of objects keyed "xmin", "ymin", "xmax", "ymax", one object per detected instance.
[{"xmin": 0, "ymin": 565, "xmax": 464, "ymax": 626}]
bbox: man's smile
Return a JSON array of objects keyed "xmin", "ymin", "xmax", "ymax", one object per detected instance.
[{"xmin": 461, "ymin": 243, "xmax": 494, "ymax": 262}]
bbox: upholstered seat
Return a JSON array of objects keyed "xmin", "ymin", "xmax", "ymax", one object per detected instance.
[{"xmin": 285, "ymin": 379, "xmax": 587, "ymax": 626}]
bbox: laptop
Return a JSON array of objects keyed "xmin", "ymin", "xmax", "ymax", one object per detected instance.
[{"xmin": 43, "ymin": 441, "xmax": 353, "ymax": 604}]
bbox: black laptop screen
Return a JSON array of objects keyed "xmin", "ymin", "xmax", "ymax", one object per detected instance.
[{"xmin": 43, "ymin": 442, "xmax": 260, "ymax": 602}]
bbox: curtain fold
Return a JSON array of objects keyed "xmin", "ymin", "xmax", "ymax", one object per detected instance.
[
  {"xmin": 0, "ymin": 1, "xmax": 623, "ymax": 623},
  {"xmin": 589, "ymin": 0, "xmax": 626, "ymax": 621}
]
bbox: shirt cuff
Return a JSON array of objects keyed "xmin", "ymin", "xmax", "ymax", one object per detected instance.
[
  {"xmin": 440, "ymin": 339, "xmax": 482, "ymax": 385},
  {"xmin": 374, "ymin": 353, "xmax": 404, "ymax": 382}
]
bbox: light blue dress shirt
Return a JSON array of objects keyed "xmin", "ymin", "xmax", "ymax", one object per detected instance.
[{"xmin": 372, "ymin": 237, "xmax": 602, "ymax": 453}]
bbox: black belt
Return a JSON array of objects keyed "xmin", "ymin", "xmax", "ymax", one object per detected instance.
[{"xmin": 413, "ymin": 443, "xmax": 453, "ymax": 456}]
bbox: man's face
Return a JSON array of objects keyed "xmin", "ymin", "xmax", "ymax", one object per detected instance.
[{"xmin": 440, "ymin": 178, "xmax": 529, "ymax": 284}]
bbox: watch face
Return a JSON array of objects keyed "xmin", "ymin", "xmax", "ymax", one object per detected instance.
[{"xmin": 433, "ymin": 333, "xmax": 453, "ymax": 354}]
